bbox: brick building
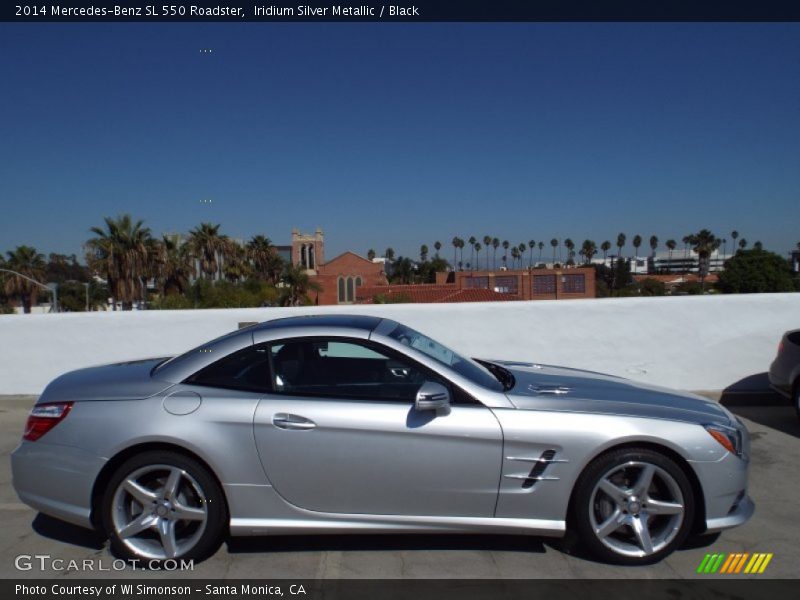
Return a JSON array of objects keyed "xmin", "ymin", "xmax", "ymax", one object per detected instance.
[
  {"xmin": 355, "ymin": 267, "xmax": 595, "ymax": 304},
  {"xmin": 313, "ymin": 251, "xmax": 388, "ymax": 305}
]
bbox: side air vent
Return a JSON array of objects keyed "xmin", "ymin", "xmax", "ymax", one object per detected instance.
[{"xmin": 522, "ymin": 449, "xmax": 556, "ymax": 489}]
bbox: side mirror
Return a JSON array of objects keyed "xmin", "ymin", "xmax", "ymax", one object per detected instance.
[{"xmin": 415, "ymin": 381, "xmax": 451, "ymax": 414}]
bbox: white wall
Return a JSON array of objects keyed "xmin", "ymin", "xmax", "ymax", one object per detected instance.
[{"xmin": 1, "ymin": 293, "xmax": 798, "ymax": 395}]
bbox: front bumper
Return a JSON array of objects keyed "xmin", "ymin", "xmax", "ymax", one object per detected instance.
[
  {"xmin": 689, "ymin": 451, "xmax": 753, "ymax": 534},
  {"xmin": 11, "ymin": 440, "xmax": 106, "ymax": 530}
]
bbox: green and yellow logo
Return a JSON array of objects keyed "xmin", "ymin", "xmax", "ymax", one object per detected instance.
[{"xmin": 697, "ymin": 552, "xmax": 773, "ymax": 574}]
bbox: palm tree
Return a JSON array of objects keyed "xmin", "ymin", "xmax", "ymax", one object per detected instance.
[
  {"xmin": 580, "ymin": 240, "xmax": 597, "ymax": 265},
  {"xmin": 186, "ymin": 222, "xmax": 229, "ymax": 281},
  {"xmin": 483, "ymin": 236, "xmax": 492, "ymax": 269},
  {"xmin": 510, "ymin": 247, "xmax": 520, "ymax": 269},
  {"xmin": 247, "ymin": 235, "xmax": 282, "ymax": 285},
  {"xmin": 682, "ymin": 235, "xmax": 691, "ymax": 261},
  {"xmin": 518, "ymin": 243, "xmax": 526, "ymax": 268},
  {"xmin": 632, "ymin": 235, "xmax": 642, "ymax": 259},
  {"xmin": 367, "ymin": 248, "xmax": 376, "ymax": 261},
  {"xmin": 420, "ymin": 244, "xmax": 429, "ymax": 262},
  {"xmin": 754, "ymin": 241, "xmax": 763, "ymax": 251},
  {"xmin": 731, "ymin": 230, "xmax": 739, "ymax": 254},
  {"xmin": 451, "ymin": 237, "xmax": 459, "ymax": 268},
  {"xmin": 616, "ymin": 233, "xmax": 626, "ymax": 261},
  {"xmin": 502, "ymin": 240, "xmax": 510, "ymax": 268},
  {"xmin": 537, "ymin": 241, "xmax": 544, "ymax": 264},
  {"xmin": 434, "ymin": 241, "xmax": 442, "ymax": 258},
  {"xmin": 649, "ymin": 235, "xmax": 658, "ymax": 258},
  {"xmin": 3, "ymin": 246, "xmax": 46, "ymax": 313},
  {"xmin": 468, "ymin": 236, "xmax": 476, "ymax": 267},
  {"xmin": 601, "ymin": 240, "xmax": 611, "ymax": 263},
  {"xmin": 564, "ymin": 239, "xmax": 575, "ymax": 266},
  {"xmin": 738, "ymin": 238, "xmax": 747, "ymax": 250},
  {"xmin": 280, "ymin": 263, "xmax": 321, "ymax": 306},
  {"xmin": 528, "ymin": 240, "xmax": 535, "ymax": 267},
  {"xmin": 458, "ymin": 238, "xmax": 465, "ymax": 267},
  {"xmin": 155, "ymin": 236, "xmax": 193, "ymax": 296},
  {"xmin": 550, "ymin": 238, "xmax": 558, "ymax": 265},
  {"xmin": 86, "ymin": 214, "xmax": 154, "ymax": 310},
  {"xmin": 722, "ymin": 238, "xmax": 727, "ymax": 258},
  {"xmin": 474, "ymin": 242, "xmax": 482, "ymax": 270},
  {"xmin": 223, "ymin": 243, "xmax": 252, "ymax": 282},
  {"xmin": 686, "ymin": 229, "xmax": 721, "ymax": 291},
  {"xmin": 492, "ymin": 238, "xmax": 499, "ymax": 270},
  {"xmin": 666, "ymin": 239, "xmax": 677, "ymax": 271}
]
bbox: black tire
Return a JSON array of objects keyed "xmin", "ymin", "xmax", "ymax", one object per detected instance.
[
  {"xmin": 571, "ymin": 447, "xmax": 695, "ymax": 565},
  {"xmin": 102, "ymin": 450, "xmax": 227, "ymax": 565}
]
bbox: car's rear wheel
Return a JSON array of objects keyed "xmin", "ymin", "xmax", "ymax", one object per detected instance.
[
  {"xmin": 572, "ymin": 447, "xmax": 694, "ymax": 565},
  {"xmin": 102, "ymin": 451, "xmax": 226, "ymax": 564}
]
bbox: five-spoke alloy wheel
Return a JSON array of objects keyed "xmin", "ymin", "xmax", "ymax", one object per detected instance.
[
  {"xmin": 573, "ymin": 448, "xmax": 695, "ymax": 565},
  {"xmin": 103, "ymin": 451, "xmax": 226, "ymax": 564}
]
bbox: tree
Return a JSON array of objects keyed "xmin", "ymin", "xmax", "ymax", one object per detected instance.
[
  {"xmin": 685, "ymin": 229, "xmax": 721, "ymax": 291},
  {"xmin": 385, "ymin": 247, "xmax": 395, "ymax": 261},
  {"xmin": 600, "ymin": 240, "xmax": 611, "ymax": 262},
  {"xmin": 420, "ymin": 244, "xmax": 429, "ymax": 262},
  {"xmin": 492, "ymin": 238, "xmax": 499, "ymax": 270},
  {"xmin": 564, "ymin": 239, "xmax": 575, "ymax": 265},
  {"xmin": 156, "ymin": 235, "xmax": 193, "ymax": 296},
  {"xmin": 482, "ymin": 236, "xmax": 491, "ymax": 269},
  {"xmin": 731, "ymin": 230, "xmax": 739, "ymax": 253},
  {"xmin": 451, "ymin": 237, "xmax": 459, "ymax": 269},
  {"xmin": 616, "ymin": 233, "xmax": 626, "ymax": 260},
  {"xmin": 367, "ymin": 248, "xmax": 376, "ymax": 261},
  {"xmin": 528, "ymin": 240, "xmax": 535, "ymax": 267},
  {"xmin": 3, "ymin": 246, "xmax": 46, "ymax": 313},
  {"xmin": 550, "ymin": 238, "xmax": 558, "ymax": 265},
  {"xmin": 537, "ymin": 241, "xmax": 544, "ymax": 264},
  {"xmin": 223, "ymin": 243, "xmax": 252, "ymax": 282},
  {"xmin": 649, "ymin": 235, "xmax": 658, "ymax": 257},
  {"xmin": 717, "ymin": 248, "xmax": 797, "ymax": 294},
  {"xmin": 738, "ymin": 238, "xmax": 747, "ymax": 250},
  {"xmin": 502, "ymin": 240, "xmax": 510, "ymax": 268},
  {"xmin": 186, "ymin": 222, "xmax": 229, "ymax": 281},
  {"xmin": 682, "ymin": 235, "xmax": 691, "ymax": 261},
  {"xmin": 580, "ymin": 240, "xmax": 597, "ymax": 264},
  {"xmin": 666, "ymin": 239, "xmax": 677, "ymax": 266},
  {"xmin": 632, "ymin": 235, "xmax": 642, "ymax": 258},
  {"xmin": 86, "ymin": 214, "xmax": 155, "ymax": 310},
  {"xmin": 247, "ymin": 235, "xmax": 283, "ymax": 285},
  {"xmin": 468, "ymin": 236, "xmax": 476, "ymax": 267},
  {"xmin": 754, "ymin": 241, "xmax": 763, "ymax": 251},
  {"xmin": 638, "ymin": 278, "xmax": 666, "ymax": 297},
  {"xmin": 280, "ymin": 263, "xmax": 321, "ymax": 306},
  {"xmin": 474, "ymin": 242, "xmax": 482, "ymax": 270},
  {"xmin": 434, "ymin": 240, "xmax": 442, "ymax": 258}
]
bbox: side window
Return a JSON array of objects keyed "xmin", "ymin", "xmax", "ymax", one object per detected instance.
[
  {"xmin": 185, "ymin": 344, "xmax": 271, "ymax": 393},
  {"xmin": 269, "ymin": 338, "xmax": 446, "ymax": 402}
]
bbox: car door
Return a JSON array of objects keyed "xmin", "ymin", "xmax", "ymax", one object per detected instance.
[{"xmin": 252, "ymin": 337, "xmax": 503, "ymax": 517}]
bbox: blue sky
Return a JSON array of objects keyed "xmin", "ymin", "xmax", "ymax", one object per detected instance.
[{"xmin": 1, "ymin": 23, "xmax": 798, "ymax": 262}]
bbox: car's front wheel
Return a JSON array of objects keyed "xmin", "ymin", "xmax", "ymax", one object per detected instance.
[
  {"xmin": 572, "ymin": 447, "xmax": 695, "ymax": 565},
  {"xmin": 102, "ymin": 450, "xmax": 226, "ymax": 564}
]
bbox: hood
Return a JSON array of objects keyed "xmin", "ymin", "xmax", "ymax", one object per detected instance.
[
  {"xmin": 38, "ymin": 358, "xmax": 174, "ymax": 403},
  {"xmin": 495, "ymin": 360, "xmax": 732, "ymax": 425}
]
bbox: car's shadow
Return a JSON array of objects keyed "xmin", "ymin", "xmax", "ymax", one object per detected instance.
[
  {"xmin": 227, "ymin": 533, "xmax": 547, "ymax": 554},
  {"xmin": 32, "ymin": 513, "xmax": 106, "ymax": 550},
  {"xmin": 719, "ymin": 372, "xmax": 800, "ymax": 439}
]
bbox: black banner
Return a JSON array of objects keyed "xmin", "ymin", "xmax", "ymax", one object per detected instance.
[
  {"xmin": 5, "ymin": 580, "xmax": 800, "ymax": 600},
  {"xmin": 4, "ymin": 1, "xmax": 800, "ymax": 23}
]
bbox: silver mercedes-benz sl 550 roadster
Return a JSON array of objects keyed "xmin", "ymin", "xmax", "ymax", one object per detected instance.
[{"xmin": 12, "ymin": 315, "xmax": 753, "ymax": 565}]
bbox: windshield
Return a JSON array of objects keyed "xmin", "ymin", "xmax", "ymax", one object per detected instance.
[{"xmin": 386, "ymin": 323, "xmax": 503, "ymax": 391}]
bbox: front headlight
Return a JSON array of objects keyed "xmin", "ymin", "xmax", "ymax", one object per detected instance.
[{"xmin": 704, "ymin": 423, "xmax": 743, "ymax": 457}]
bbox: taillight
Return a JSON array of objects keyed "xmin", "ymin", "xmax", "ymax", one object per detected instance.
[{"xmin": 23, "ymin": 402, "xmax": 73, "ymax": 441}]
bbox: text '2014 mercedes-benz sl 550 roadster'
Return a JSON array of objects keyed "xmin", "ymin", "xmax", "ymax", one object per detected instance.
[{"xmin": 12, "ymin": 315, "xmax": 753, "ymax": 566}]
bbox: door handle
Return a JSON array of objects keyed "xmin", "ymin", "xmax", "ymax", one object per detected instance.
[
  {"xmin": 528, "ymin": 385, "xmax": 571, "ymax": 395},
  {"xmin": 272, "ymin": 413, "xmax": 316, "ymax": 430}
]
